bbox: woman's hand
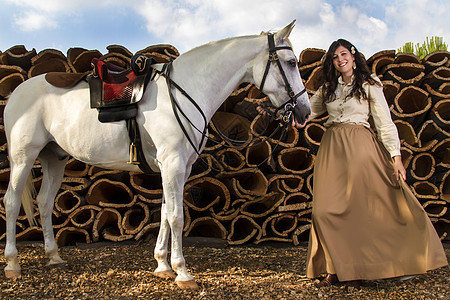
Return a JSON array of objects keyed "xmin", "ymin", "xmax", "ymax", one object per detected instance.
[
  {"xmin": 256, "ymin": 102, "xmax": 310, "ymax": 128},
  {"xmin": 256, "ymin": 103, "xmax": 269, "ymax": 116},
  {"xmin": 393, "ymin": 155, "xmax": 406, "ymax": 181},
  {"xmin": 293, "ymin": 115, "xmax": 310, "ymax": 128}
]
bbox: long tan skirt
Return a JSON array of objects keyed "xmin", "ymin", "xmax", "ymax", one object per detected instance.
[{"xmin": 306, "ymin": 123, "xmax": 447, "ymax": 281}]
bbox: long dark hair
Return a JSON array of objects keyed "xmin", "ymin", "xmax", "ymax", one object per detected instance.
[{"xmin": 321, "ymin": 39, "xmax": 380, "ymax": 103}]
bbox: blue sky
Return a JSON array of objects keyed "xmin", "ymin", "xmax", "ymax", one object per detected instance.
[{"xmin": 0, "ymin": 0, "xmax": 449, "ymax": 59}]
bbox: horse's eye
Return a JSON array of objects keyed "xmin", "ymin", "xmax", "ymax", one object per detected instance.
[{"xmin": 288, "ymin": 59, "xmax": 297, "ymax": 67}]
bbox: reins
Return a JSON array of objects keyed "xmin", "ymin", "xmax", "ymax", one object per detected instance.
[
  {"xmin": 152, "ymin": 32, "xmax": 306, "ymax": 171},
  {"xmin": 153, "ymin": 64, "xmax": 283, "ymax": 160},
  {"xmin": 157, "ymin": 62, "xmax": 209, "ymax": 155}
]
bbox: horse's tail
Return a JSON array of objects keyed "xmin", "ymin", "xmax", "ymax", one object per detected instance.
[{"xmin": 22, "ymin": 173, "xmax": 37, "ymax": 226}]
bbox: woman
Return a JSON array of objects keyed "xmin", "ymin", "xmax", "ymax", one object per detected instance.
[{"xmin": 300, "ymin": 39, "xmax": 447, "ymax": 289}]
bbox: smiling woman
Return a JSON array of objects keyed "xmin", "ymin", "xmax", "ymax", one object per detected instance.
[{"xmin": 303, "ymin": 38, "xmax": 448, "ymax": 289}]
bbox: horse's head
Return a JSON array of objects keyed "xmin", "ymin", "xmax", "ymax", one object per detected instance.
[{"xmin": 253, "ymin": 20, "xmax": 311, "ymax": 125}]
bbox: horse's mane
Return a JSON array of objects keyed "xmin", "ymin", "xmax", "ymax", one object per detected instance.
[
  {"xmin": 177, "ymin": 29, "xmax": 294, "ymax": 64},
  {"xmin": 180, "ymin": 32, "xmax": 270, "ymax": 57}
]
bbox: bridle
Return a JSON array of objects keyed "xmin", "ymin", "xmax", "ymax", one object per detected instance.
[
  {"xmin": 153, "ymin": 32, "xmax": 307, "ymax": 158},
  {"xmin": 258, "ymin": 33, "xmax": 307, "ymax": 125}
]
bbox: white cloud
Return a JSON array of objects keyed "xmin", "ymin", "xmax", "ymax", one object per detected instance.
[
  {"xmin": 356, "ymin": 16, "xmax": 388, "ymax": 50},
  {"xmin": 14, "ymin": 10, "xmax": 58, "ymax": 31},
  {"xmin": 7, "ymin": 0, "xmax": 70, "ymax": 31},
  {"xmin": 5, "ymin": 0, "xmax": 118, "ymax": 13},
  {"xmin": 133, "ymin": 0, "xmax": 218, "ymax": 50},
  {"xmin": 3, "ymin": 0, "xmax": 449, "ymax": 58},
  {"xmin": 132, "ymin": 0, "xmax": 310, "ymax": 52},
  {"xmin": 384, "ymin": 0, "xmax": 450, "ymax": 52},
  {"xmin": 6, "ymin": 0, "xmax": 66, "ymax": 13},
  {"xmin": 129, "ymin": 0, "xmax": 394, "ymax": 57},
  {"xmin": 286, "ymin": 2, "xmax": 389, "ymax": 57},
  {"xmin": 319, "ymin": 3, "xmax": 336, "ymax": 25},
  {"xmin": 6, "ymin": 0, "xmax": 122, "ymax": 32}
]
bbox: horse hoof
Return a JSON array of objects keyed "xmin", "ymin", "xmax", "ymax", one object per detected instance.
[
  {"xmin": 5, "ymin": 269, "xmax": 21, "ymax": 279},
  {"xmin": 153, "ymin": 269, "xmax": 177, "ymax": 280},
  {"xmin": 176, "ymin": 279, "xmax": 199, "ymax": 290}
]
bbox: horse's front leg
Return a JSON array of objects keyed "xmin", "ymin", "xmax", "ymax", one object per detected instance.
[
  {"xmin": 159, "ymin": 158, "xmax": 198, "ymax": 289},
  {"xmin": 153, "ymin": 199, "xmax": 176, "ymax": 280}
]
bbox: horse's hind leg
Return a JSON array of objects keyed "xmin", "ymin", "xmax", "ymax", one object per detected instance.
[
  {"xmin": 36, "ymin": 145, "xmax": 69, "ymax": 266},
  {"xmin": 3, "ymin": 153, "xmax": 40, "ymax": 278}
]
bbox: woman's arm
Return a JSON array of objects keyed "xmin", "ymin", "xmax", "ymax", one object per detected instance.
[
  {"xmin": 368, "ymin": 76, "xmax": 406, "ymax": 181},
  {"xmin": 294, "ymin": 86, "xmax": 327, "ymax": 128},
  {"xmin": 368, "ymin": 77, "xmax": 401, "ymax": 158}
]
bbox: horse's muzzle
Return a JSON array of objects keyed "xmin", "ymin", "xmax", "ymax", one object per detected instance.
[{"xmin": 294, "ymin": 102, "xmax": 311, "ymax": 125}]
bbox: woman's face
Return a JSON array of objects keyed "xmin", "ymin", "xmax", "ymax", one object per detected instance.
[{"xmin": 332, "ymin": 45, "xmax": 355, "ymax": 76}]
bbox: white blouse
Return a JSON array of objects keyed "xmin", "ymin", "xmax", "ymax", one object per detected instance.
[{"xmin": 309, "ymin": 75, "xmax": 401, "ymax": 157}]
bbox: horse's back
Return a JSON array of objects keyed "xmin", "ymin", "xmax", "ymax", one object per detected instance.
[
  {"xmin": 5, "ymin": 74, "xmax": 89, "ymax": 123},
  {"xmin": 5, "ymin": 75, "xmax": 45, "ymax": 122},
  {"xmin": 4, "ymin": 75, "xmax": 93, "ymax": 150}
]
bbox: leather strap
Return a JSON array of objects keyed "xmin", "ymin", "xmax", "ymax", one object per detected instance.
[
  {"xmin": 155, "ymin": 63, "xmax": 209, "ymax": 156},
  {"xmin": 126, "ymin": 118, "xmax": 153, "ymax": 174},
  {"xmin": 259, "ymin": 33, "xmax": 307, "ymax": 125}
]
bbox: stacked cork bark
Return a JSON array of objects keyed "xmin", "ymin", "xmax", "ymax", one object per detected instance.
[
  {"xmin": 366, "ymin": 49, "xmax": 450, "ymax": 241},
  {"xmin": 0, "ymin": 44, "xmax": 179, "ymax": 246},
  {"xmin": 0, "ymin": 44, "xmax": 448, "ymax": 247}
]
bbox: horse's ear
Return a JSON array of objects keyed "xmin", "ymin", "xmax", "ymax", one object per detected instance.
[{"xmin": 275, "ymin": 20, "xmax": 296, "ymax": 42}]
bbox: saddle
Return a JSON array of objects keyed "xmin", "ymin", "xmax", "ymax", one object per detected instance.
[
  {"xmin": 90, "ymin": 54, "xmax": 156, "ymax": 173},
  {"xmin": 44, "ymin": 54, "xmax": 157, "ymax": 174},
  {"xmin": 88, "ymin": 54, "xmax": 155, "ymax": 123},
  {"xmin": 45, "ymin": 72, "xmax": 88, "ymax": 89}
]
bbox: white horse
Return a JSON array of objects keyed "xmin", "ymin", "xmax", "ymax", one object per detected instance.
[{"xmin": 3, "ymin": 21, "xmax": 310, "ymax": 289}]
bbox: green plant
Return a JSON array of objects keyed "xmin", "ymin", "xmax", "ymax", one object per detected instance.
[{"xmin": 397, "ymin": 36, "xmax": 448, "ymax": 59}]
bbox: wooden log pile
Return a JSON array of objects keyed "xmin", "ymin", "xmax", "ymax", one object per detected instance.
[{"xmin": 0, "ymin": 44, "xmax": 448, "ymax": 247}]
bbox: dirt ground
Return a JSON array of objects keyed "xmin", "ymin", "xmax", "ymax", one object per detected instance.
[{"xmin": 0, "ymin": 238, "xmax": 448, "ymax": 299}]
